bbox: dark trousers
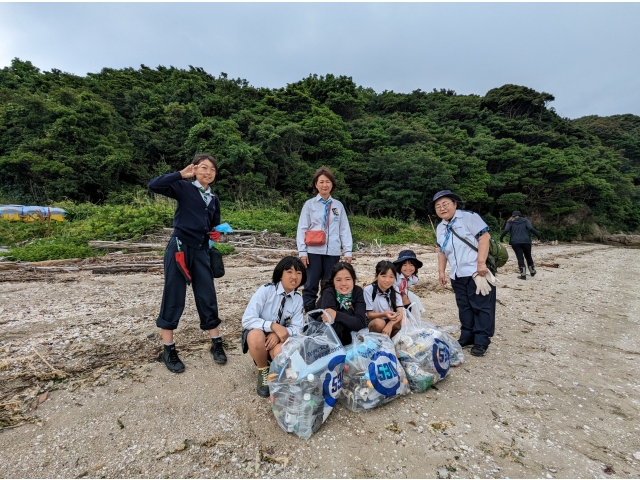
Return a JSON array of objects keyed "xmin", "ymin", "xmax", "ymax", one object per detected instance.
[
  {"xmin": 511, "ymin": 243, "xmax": 534, "ymax": 269},
  {"xmin": 302, "ymin": 253, "xmax": 340, "ymax": 310},
  {"xmin": 451, "ymin": 275, "xmax": 496, "ymax": 347},
  {"xmin": 157, "ymin": 238, "xmax": 221, "ymax": 331}
]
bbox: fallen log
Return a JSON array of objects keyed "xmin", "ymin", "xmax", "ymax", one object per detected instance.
[
  {"xmin": 88, "ymin": 241, "xmax": 164, "ymax": 251},
  {"xmin": 234, "ymin": 247, "xmax": 298, "ymax": 254},
  {"xmin": 28, "ymin": 258, "xmax": 83, "ymax": 267},
  {"xmin": 26, "ymin": 266, "xmax": 81, "ymax": 272},
  {"xmin": 91, "ymin": 265, "xmax": 163, "ymax": 274},
  {"xmin": 0, "ymin": 262, "xmax": 21, "ymax": 271},
  {"xmin": 251, "ymin": 255, "xmax": 277, "ymax": 263},
  {"xmin": 81, "ymin": 261, "xmax": 162, "ymax": 269}
]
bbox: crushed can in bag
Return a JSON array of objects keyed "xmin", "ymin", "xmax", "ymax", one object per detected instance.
[
  {"xmin": 409, "ymin": 314, "xmax": 465, "ymax": 368},
  {"xmin": 339, "ymin": 329, "xmax": 409, "ymax": 412},
  {"xmin": 268, "ymin": 310, "xmax": 346, "ymax": 440},
  {"xmin": 393, "ymin": 304, "xmax": 464, "ymax": 392}
]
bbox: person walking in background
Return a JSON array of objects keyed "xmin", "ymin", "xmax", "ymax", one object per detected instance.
[
  {"xmin": 500, "ymin": 211, "xmax": 541, "ymax": 280},
  {"xmin": 428, "ymin": 190, "xmax": 497, "ymax": 357},
  {"xmin": 296, "ymin": 166, "xmax": 353, "ymax": 312},
  {"xmin": 148, "ymin": 153, "xmax": 227, "ymax": 373}
]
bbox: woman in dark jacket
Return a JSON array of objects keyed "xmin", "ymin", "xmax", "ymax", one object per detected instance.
[
  {"xmin": 317, "ymin": 261, "xmax": 367, "ymax": 346},
  {"xmin": 500, "ymin": 211, "xmax": 541, "ymax": 280}
]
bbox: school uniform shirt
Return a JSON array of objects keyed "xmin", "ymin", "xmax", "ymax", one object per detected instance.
[
  {"xmin": 318, "ymin": 285, "xmax": 368, "ymax": 342},
  {"xmin": 296, "ymin": 195, "xmax": 353, "ymax": 258},
  {"xmin": 394, "ymin": 273, "xmax": 418, "ymax": 297},
  {"xmin": 148, "ymin": 172, "xmax": 220, "ymax": 250},
  {"xmin": 363, "ymin": 284, "xmax": 404, "ymax": 314},
  {"xmin": 436, "ymin": 209, "xmax": 490, "ymax": 279},
  {"xmin": 241, "ymin": 282, "xmax": 304, "ymax": 337}
]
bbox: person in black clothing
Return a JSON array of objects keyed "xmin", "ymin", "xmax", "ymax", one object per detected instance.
[
  {"xmin": 148, "ymin": 153, "xmax": 227, "ymax": 373},
  {"xmin": 317, "ymin": 262, "xmax": 367, "ymax": 346},
  {"xmin": 500, "ymin": 211, "xmax": 541, "ymax": 280}
]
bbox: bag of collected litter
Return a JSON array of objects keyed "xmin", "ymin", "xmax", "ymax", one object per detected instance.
[
  {"xmin": 406, "ymin": 290, "xmax": 425, "ymax": 317},
  {"xmin": 339, "ymin": 329, "xmax": 409, "ymax": 412},
  {"xmin": 393, "ymin": 305, "xmax": 464, "ymax": 393},
  {"xmin": 267, "ymin": 310, "xmax": 346, "ymax": 440}
]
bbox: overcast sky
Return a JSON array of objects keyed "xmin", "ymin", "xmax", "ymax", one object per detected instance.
[{"xmin": 1, "ymin": 2, "xmax": 639, "ymax": 119}]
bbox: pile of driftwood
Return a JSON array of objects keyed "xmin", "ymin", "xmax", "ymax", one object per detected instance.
[
  {"xmin": 89, "ymin": 228, "xmax": 297, "ymax": 252},
  {"xmin": 0, "ymin": 253, "xmax": 165, "ymax": 279}
]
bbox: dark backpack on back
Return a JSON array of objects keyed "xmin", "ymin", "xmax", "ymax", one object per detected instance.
[{"xmin": 450, "ymin": 229, "xmax": 508, "ymax": 275}]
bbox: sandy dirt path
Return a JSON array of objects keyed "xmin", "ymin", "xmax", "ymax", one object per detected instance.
[{"xmin": 0, "ymin": 242, "xmax": 639, "ymax": 478}]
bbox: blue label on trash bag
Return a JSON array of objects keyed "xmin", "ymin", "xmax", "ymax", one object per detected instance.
[
  {"xmin": 432, "ymin": 338, "xmax": 450, "ymax": 378},
  {"xmin": 368, "ymin": 351, "xmax": 401, "ymax": 397},
  {"xmin": 322, "ymin": 355, "xmax": 345, "ymax": 407}
]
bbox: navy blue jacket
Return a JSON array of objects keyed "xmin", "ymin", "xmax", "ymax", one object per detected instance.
[
  {"xmin": 500, "ymin": 217, "xmax": 540, "ymax": 245},
  {"xmin": 148, "ymin": 172, "xmax": 220, "ymax": 250}
]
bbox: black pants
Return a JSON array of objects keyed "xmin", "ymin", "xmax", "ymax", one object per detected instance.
[
  {"xmin": 511, "ymin": 243, "xmax": 534, "ymax": 269},
  {"xmin": 156, "ymin": 238, "xmax": 221, "ymax": 331},
  {"xmin": 451, "ymin": 275, "xmax": 496, "ymax": 347},
  {"xmin": 302, "ymin": 253, "xmax": 340, "ymax": 310}
]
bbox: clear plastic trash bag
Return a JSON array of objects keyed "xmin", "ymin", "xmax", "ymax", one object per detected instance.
[
  {"xmin": 267, "ymin": 310, "xmax": 346, "ymax": 440},
  {"xmin": 393, "ymin": 305, "xmax": 465, "ymax": 393},
  {"xmin": 339, "ymin": 329, "xmax": 409, "ymax": 412},
  {"xmin": 406, "ymin": 290, "xmax": 425, "ymax": 316}
]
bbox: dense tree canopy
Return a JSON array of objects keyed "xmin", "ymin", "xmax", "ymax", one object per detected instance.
[{"xmin": 1, "ymin": 59, "xmax": 639, "ymax": 231}]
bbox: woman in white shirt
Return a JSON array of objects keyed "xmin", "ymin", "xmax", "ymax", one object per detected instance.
[
  {"xmin": 296, "ymin": 166, "xmax": 353, "ymax": 312},
  {"xmin": 428, "ymin": 190, "xmax": 497, "ymax": 357}
]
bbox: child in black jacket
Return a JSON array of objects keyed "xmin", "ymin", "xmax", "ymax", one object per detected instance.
[
  {"xmin": 148, "ymin": 153, "xmax": 227, "ymax": 372},
  {"xmin": 317, "ymin": 262, "xmax": 367, "ymax": 345}
]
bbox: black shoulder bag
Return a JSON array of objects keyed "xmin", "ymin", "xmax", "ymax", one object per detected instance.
[{"xmin": 209, "ymin": 246, "xmax": 225, "ymax": 278}]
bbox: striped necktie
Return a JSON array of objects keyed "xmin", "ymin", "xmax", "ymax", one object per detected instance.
[{"xmin": 277, "ymin": 293, "xmax": 287, "ymax": 324}]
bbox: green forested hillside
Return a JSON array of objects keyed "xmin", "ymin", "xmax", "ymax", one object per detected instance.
[{"xmin": 1, "ymin": 58, "xmax": 639, "ymax": 233}]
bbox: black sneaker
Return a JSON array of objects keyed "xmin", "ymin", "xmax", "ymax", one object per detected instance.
[
  {"xmin": 210, "ymin": 338, "xmax": 227, "ymax": 365},
  {"xmin": 457, "ymin": 337, "xmax": 474, "ymax": 349},
  {"xmin": 162, "ymin": 345, "xmax": 185, "ymax": 373},
  {"xmin": 257, "ymin": 367, "xmax": 270, "ymax": 398},
  {"xmin": 470, "ymin": 344, "xmax": 488, "ymax": 357}
]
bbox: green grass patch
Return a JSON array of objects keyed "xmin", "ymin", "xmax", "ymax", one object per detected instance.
[
  {"xmin": 348, "ymin": 216, "xmax": 435, "ymax": 246},
  {"xmin": 215, "ymin": 243, "xmax": 235, "ymax": 255},
  {"xmin": 1, "ymin": 201, "xmax": 434, "ymax": 261},
  {"xmin": 9, "ymin": 240, "xmax": 99, "ymax": 262}
]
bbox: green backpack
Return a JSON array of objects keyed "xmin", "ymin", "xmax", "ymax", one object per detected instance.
[{"xmin": 451, "ymin": 230, "xmax": 509, "ymax": 275}]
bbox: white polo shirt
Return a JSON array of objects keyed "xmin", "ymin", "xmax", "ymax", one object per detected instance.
[
  {"xmin": 363, "ymin": 284, "xmax": 404, "ymax": 314},
  {"xmin": 296, "ymin": 195, "xmax": 353, "ymax": 257},
  {"xmin": 436, "ymin": 210, "xmax": 490, "ymax": 279},
  {"xmin": 241, "ymin": 282, "xmax": 304, "ymax": 337}
]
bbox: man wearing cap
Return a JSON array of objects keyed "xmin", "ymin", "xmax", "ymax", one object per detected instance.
[
  {"xmin": 428, "ymin": 190, "xmax": 497, "ymax": 357},
  {"xmin": 500, "ymin": 211, "xmax": 541, "ymax": 280}
]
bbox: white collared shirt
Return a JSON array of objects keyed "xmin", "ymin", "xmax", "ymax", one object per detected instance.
[
  {"xmin": 192, "ymin": 180, "xmax": 212, "ymax": 205},
  {"xmin": 436, "ymin": 210, "xmax": 490, "ymax": 279},
  {"xmin": 296, "ymin": 194, "xmax": 353, "ymax": 257},
  {"xmin": 394, "ymin": 273, "xmax": 418, "ymax": 296},
  {"xmin": 241, "ymin": 281, "xmax": 304, "ymax": 336},
  {"xmin": 363, "ymin": 284, "xmax": 404, "ymax": 313}
]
